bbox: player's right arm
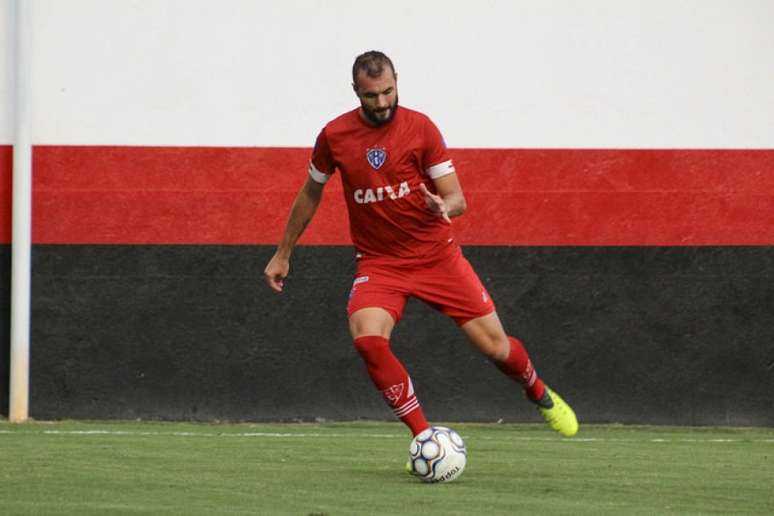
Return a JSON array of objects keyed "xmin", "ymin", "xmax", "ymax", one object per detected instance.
[{"xmin": 263, "ymin": 175, "xmax": 325, "ymax": 292}]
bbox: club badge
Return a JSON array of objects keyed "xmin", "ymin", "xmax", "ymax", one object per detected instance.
[
  {"xmin": 382, "ymin": 383, "xmax": 404, "ymax": 404},
  {"xmin": 366, "ymin": 147, "xmax": 387, "ymax": 170}
]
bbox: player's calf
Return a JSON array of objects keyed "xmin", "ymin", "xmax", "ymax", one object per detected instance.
[{"xmin": 353, "ymin": 336, "xmax": 430, "ymax": 436}]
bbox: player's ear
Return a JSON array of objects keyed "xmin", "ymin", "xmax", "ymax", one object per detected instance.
[{"xmin": 352, "ymin": 82, "xmax": 359, "ymax": 95}]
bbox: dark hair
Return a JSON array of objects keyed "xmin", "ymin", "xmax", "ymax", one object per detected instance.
[{"xmin": 352, "ymin": 50, "xmax": 396, "ymax": 86}]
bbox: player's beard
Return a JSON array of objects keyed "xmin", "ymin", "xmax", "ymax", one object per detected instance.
[{"xmin": 361, "ymin": 95, "xmax": 399, "ymax": 127}]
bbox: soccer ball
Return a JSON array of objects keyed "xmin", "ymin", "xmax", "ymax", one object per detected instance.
[{"xmin": 408, "ymin": 426, "xmax": 466, "ymax": 483}]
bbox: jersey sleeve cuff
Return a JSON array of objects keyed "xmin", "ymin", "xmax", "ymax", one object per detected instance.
[
  {"xmin": 308, "ymin": 161, "xmax": 331, "ymax": 184},
  {"xmin": 425, "ymin": 160, "xmax": 455, "ymax": 179}
]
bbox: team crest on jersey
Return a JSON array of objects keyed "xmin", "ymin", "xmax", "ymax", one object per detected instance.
[{"xmin": 366, "ymin": 147, "xmax": 387, "ymax": 170}]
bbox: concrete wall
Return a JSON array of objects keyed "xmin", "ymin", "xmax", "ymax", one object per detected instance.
[
  {"xmin": 24, "ymin": 245, "xmax": 774, "ymax": 426},
  {"xmin": 2, "ymin": 0, "xmax": 773, "ymax": 424},
  {"xmin": 3, "ymin": 0, "xmax": 773, "ymax": 148}
]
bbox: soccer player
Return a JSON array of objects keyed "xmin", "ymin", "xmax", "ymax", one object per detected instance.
[{"xmin": 264, "ymin": 50, "xmax": 578, "ymax": 439}]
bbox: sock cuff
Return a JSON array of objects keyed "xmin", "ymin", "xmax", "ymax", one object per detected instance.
[
  {"xmin": 507, "ymin": 336, "xmax": 524, "ymax": 353},
  {"xmin": 353, "ymin": 335, "xmax": 390, "ymax": 352}
]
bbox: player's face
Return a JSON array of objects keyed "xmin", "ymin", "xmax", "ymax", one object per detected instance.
[{"xmin": 354, "ymin": 70, "xmax": 398, "ymax": 127}]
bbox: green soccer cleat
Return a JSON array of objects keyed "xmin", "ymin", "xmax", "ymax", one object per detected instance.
[{"xmin": 537, "ymin": 386, "xmax": 579, "ymax": 437}]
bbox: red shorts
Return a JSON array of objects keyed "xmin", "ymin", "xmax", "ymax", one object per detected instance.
[{"xmin": 346, "ymin": 246, "xmax": 496, "ymax": 326}]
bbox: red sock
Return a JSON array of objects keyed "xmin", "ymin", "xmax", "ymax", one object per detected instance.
[
  {"xmin": 353, "ymin": 336, "xmax": 430, "ymax": 436},
  {"xmin": 495, "ymin": 336, "xmax": 546, "ymax": 402}
]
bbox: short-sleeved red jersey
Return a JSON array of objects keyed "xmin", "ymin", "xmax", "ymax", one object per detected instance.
[{"xmin": 309, "ymin": 106, "xmax": 457, "ymax": 260}]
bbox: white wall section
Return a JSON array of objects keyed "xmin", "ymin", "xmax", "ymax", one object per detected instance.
[
  {"xmin": 3, "ymin": 0, "xmax": 774, "ymax": 147},
  {"xmin": 0, "ymin": 0, "xmax": 14, "ymax": 143}
]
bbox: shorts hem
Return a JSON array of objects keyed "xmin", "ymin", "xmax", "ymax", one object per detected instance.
[
  {"xmin": 453, "ymin": 307, "xmax": 496, "ymax": 327},
  {"xmin": 347, "ymin": 305, "xmax": 401, "ymax": 324}
]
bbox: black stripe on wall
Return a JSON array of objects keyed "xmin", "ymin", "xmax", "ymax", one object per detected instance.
[{"xmin": 2, "ymin": 245, "xmax": 772, "ymax": 426}]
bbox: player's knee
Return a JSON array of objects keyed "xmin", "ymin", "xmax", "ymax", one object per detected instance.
[
  {"xmin": 478, "ymin": 335, "xmax": 510, "ymax": 362},
  {"xmin": 349, "ymin": 307, "xmax": 394, "ymax": 339}
]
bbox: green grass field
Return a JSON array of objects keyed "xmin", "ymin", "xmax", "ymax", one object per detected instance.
[{"xmin": 1, "ymin": 420, "xmax": 772, "ymax": 515}]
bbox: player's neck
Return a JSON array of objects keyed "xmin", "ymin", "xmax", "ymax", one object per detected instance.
[{"xmin": 357, "ymin": 106, "xmax": 399, "ymax": 128}]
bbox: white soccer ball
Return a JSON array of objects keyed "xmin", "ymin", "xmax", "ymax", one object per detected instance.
[{"xmin": 408, "ymin": 426, "xmax": 466, "ymax": 483}]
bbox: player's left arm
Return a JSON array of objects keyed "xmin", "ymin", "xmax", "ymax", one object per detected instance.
[{"xmin": 420, "ymin": 173, "xmax": 467, "ymax": 223}]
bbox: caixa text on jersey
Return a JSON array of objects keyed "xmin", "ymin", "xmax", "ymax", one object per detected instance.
[{"xmin": 353, "ymin": 181, "xmax": 411, "ymax": 204}]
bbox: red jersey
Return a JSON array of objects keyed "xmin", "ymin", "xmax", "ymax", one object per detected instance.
[{"xmin": 309, "ymin": 106, "xmax": 457, "ymax": 260}]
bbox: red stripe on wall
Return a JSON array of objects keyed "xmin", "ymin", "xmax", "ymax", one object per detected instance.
[
  {"xmin": 25, "ymin": 146, "xmax": 774, "ymax": 245},
  {"xmin": 31, "ymin": 146, "xmax": 347, "ymax": 246},
  {"xmin": 0, "ymin": 145, "xmax": 11, "ymax": 243}
]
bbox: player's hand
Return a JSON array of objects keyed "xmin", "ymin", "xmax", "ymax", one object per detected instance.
[
  {"xmin": 419, "ymin": 183, "xmax": 451, "ymax": 223},
  {"xmin": 264, "ymin": 254, "xmax": 289, "ymax": 293}
]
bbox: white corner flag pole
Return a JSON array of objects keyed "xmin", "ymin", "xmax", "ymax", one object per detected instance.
[{"xmin": 9, "ymin": 0, "xmax": 32, "ymax": 423}]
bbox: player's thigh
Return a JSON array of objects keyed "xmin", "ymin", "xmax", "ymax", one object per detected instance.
[
  {"xmin": 460, "ymin": 311, "xmax": 510, "ymax": 361},
  {"xmin": 348, "ymin": 307, "xmax": 396, "ymax": 339}
]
